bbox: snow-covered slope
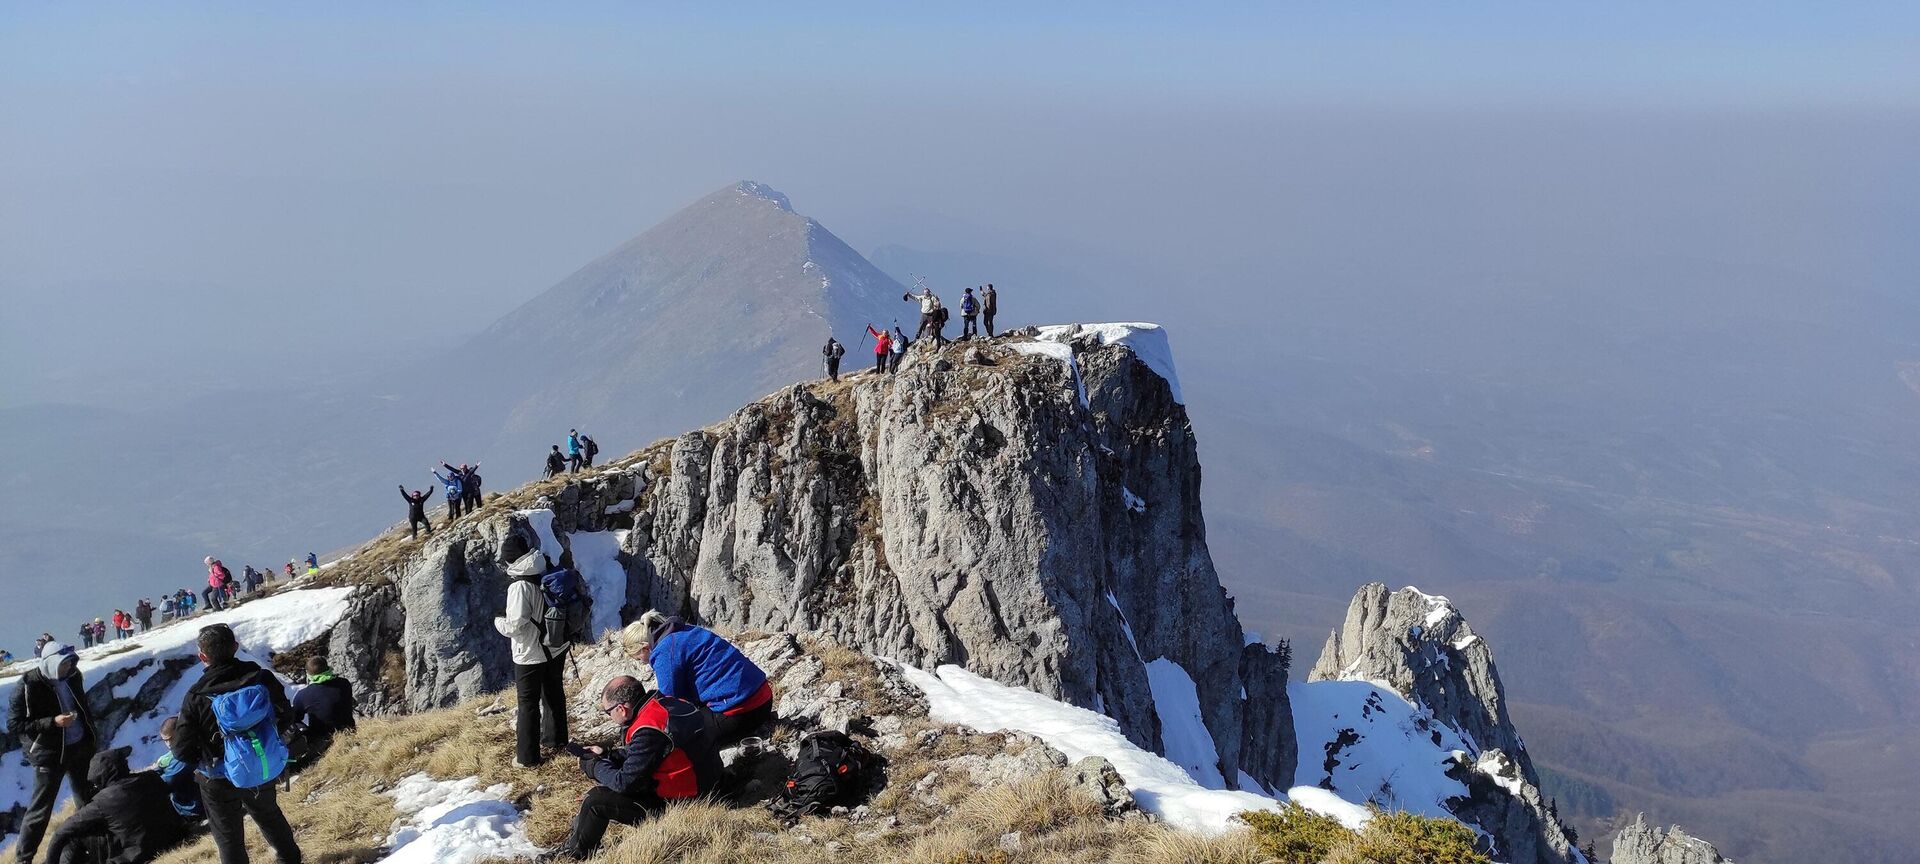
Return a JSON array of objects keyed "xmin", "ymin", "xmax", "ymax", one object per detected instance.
[{"xmin": 0, "ymin": 585, "xmax": 355, "ymax": 835}]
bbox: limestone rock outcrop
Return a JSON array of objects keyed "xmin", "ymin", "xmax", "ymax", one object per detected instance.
[
  {"xmin": 1311, "ymin": 582, "xmax": 1583, "ymax": 864},
  {"xmin": 331, "ymin": 332, "xmax": 1294, "ymax": 791},
  {"xmin": 1611, "ymin": 814, "xmax": 1733, "ymax": 864}
]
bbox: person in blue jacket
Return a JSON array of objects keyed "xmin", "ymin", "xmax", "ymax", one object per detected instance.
[
  {"xmin": 566, "ymin": 429, "xmax": 584, "ymax": 473},
  {"xmin": 431, "ymin": 465, "xmax": 466, "ymax": 521},
  {"xmin": 155, "ymin": 716, "xmax": 204, "ymax": 822},
  {"xmin": 620, "ymin": 611, "xmax": 774, "ymax": 745}
]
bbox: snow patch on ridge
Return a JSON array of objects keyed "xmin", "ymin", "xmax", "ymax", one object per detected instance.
[
  {"xmin": 902, "ymin": 663, "xmax": 1276, "ymax": 834},
  {"xmin": 1144, "ymin": 658, "xmax": 1226, "ymax": 788},
  {"xmin": 566, "ymin": 529, "xmax": 629, "ymax": 640},
  {"xmin": 1290, "ymin": 680, "xmax": 1470, "ymax": 822},
  {"xmin": 379, "ymin": 774, "xmax": 539, "ymax": 864},
  {"xmin": 1035, "ymin": 323, "xmax": 1184, "ymax": 404},
  {"xmin": 733, "ymin": 180, "xmax": 793, "ymax": 212}
]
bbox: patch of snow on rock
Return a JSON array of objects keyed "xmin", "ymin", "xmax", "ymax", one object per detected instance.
[
  {"xmin": 1144, "ymin": 658, "xmax": 1226, "ymax": 788},
  {"xmin": 1290, "ymin": 679, "xmax": 1470, "ymax": 822},
  {"xmin": 1035, "ymin": 323, "xmax": 1184, "ymax": 404},
  {"xmin": 566, "ymin": 530, "xmax": 629, "ymax": 640}
]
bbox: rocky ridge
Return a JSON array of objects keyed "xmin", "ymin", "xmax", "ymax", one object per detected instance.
[
  {"xmin": 1610, "ymin": 814, "xmax": 1734, "ymax": 864},
  {"xmin": 1310, "ymin": 582, "xmax": 1584, "ymax": 864}
]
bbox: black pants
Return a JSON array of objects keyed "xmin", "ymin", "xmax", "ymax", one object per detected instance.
[
  {"xmin": 513, "ymin": 657, "xmax": 568, "ymax": 766},
  {"xmin": 203, "ymin": 588, "xmax": 223, "ymax": 611},
  {"xmin": 872, "ymin": 353, "xmax": 887, "ymax": 373},
  {"xmin": 962, "ymin": 314, "xmax": 978, "ymax": 339},
  {"xmin": 408, "ymin": 511, "xmax": 430, "ymax": 538},
  {"xmin": 568, "ymin": 454, "xmax": 583, "ymax": 473},
  {"xmin": 825, "ymin": 357, "xmax": 840, "ymax": 381},
  {"xmin": 715, "ymin": 700, "xmax": 774, "ymax": 747},
  {"xmin": 52, "ymin": 832, "xmax": 112, "ymax": 864},
  {"xmin": 565, "ymin": 786, "xmax": 663, "ymax": 857},
  {"xmin": 889, "ymin": 351, "xmax": 902, "ymax": 373},
  {"xmin": 464, "ymin": 490, "xmax": 482, "ymax": 512},
  {"xmin": 199, "ymin": 775, "xmax": 302, "ymax": 864},
  {"xmin": 984, "ymin": 310, "xmax": 995, "ymax": 336},
  {"xmin": 15, "ymin": 743, "xmax": 98, "ymax": 864}
]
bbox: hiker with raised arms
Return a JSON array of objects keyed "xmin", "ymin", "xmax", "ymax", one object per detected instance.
[
  {"xmin": 399, "ymin": 485, "xmax": 433, "ymax": 539},
  {"xmin": 431, "ymin": 464, "xmax": 465, "ymax": 521},
  {"xmin": 541, "ymin": 676, "xmax": 720, "ymax": 862},
  {"xmin": 905, "ymin": 284, "xmax": 942, "ymax": 342},
  {"xmin": 9, "ymin": 642, "xmax": 100, "ymax": 864},
  {"xmin": 864, "ymin": 324, "xmax": 891, "ymax": 375},
  {"xmin": 460, "ymin": 462, "xmax": 484, "ymax": 510},
  {"xmin": 890, "ymin": 325, "xmax": 909, "ymax": 372},
  {"xmin": 170, "ymin": 623, "xmax": 302, "ymax": 864},
  {"xmin": 494, "ymin": 550, "xmax": 570, "ymax": 768},
  {"xmin": 622, "ymin": 610, "xmax": 774, "ymax": 745}
]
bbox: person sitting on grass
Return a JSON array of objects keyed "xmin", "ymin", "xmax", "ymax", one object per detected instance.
[{"xmin": 541, "ymin": 676, "xmax": 721, "ymax": 862}]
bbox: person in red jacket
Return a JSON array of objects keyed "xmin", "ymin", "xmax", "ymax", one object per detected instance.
[
  {"xmin": 865, "ymin": 324, "xmax": 892, "ymax": 375},
  {"xmin": 546, "ymin": 677, "xmax": 721, "ymax": 861}
]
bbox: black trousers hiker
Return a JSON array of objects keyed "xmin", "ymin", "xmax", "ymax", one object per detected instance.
[
  {"xmin": 564, "ymin": 787, "xmax": 664, "ymax": 858},
  {"xmin": 15, "ymin": 743, "xmax": 97, "ymax": 864},
  {"xmin": 513, "ymin": 657, "xmax": 568, "ymax": 766},
  {"xmin": 199, "ymin": 775, "xmax": 303, "ymax": 864}
]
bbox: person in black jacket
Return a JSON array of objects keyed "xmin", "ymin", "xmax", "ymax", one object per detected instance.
[
  {"xmin": 399, "ymin": 485, "xmax": 433, "ymax": 539},
  {"xmin": 460, "ymin": 463, "xmax": 483, "ymax": 512},
  {"xmin": 544, "ymin": 677, "xmax": 721, "ymax": 861},
  {"xmin": 170, "ymin": 625, "xmax": 303, "ymax": 864},
  {"xmin": 544, "ymin": 445, "xmax": 566, "ymax": 479},
  {"xmin": 45, "ymin": 746, "xmax": 189, "ymax": 864},
  {"xmin": 9, "ymin": 644, "xmax": 99, "ymax": 864},
  {"xmin": 290, "ymin": 657, "xmax": 356, "ymax": 762}
]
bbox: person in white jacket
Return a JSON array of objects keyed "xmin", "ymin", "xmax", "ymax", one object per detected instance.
[{"xmin": 494, "ymin": 550, "xmax": 568, "ymax": 767}]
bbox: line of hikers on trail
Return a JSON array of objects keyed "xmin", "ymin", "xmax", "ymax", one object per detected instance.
[
  {"xmin": 12, "ymin": 555, "xmax": 324, "ymax": 666},
  {"xmin": 820, "ymin": 282, "xmax": 1000, "ymax": 383},
  {"xmin": 10, "ymin": 624, "xmax": 358, "ymax": 864}
]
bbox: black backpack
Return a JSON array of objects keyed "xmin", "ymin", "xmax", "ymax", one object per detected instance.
[{"xmin": 771, "ymin": 731, "xmax": 875, "ymax": 819}]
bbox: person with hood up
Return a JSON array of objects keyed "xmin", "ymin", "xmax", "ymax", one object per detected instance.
[
  {"xmin": 581, "ymin": 436, "xmax": 599, "ymax": 469},
  {"xmin": 621, "ymin": 611, "xmax": 774, "ymax": 745},
  {"xmin": 399, "ymin": 485, "xmax": 433, "ymax": 539},
  {"xmin": 44, "ymin": 746, "xmax": 190, "ymax": 864},
  {"xmin": 494, "ymin": 550, "xmax": 569, "ymax": 768},
  {"xmin": 862, "ymin": 325, "xmax": 891, "ymax": 375},
  {"xmin": 305, "ymin": 552, "xmax": 318, "ymax": 573},
  {"xmin": 566, "ymin": 430, "xmax": 584, "ymax": 473},
  {"xmin": 431, "ymin": 465, "xmax": 466, "ymax": 522},
  {"xmin": 9, "ymin": 643, "xmax": 100, "ymax": 863},
  {"xmin": 542, "ymin": 677, "xmax": 721, "ymax": 862},
  {"xmin": 460, "ymin": 463, "xmax": 484, "ymax": 512},
  {"xmin": 170, "ymin": 623, "xmax": 302, "ymax": 864},
  {"xmin": 544, "ymin": 445, "xmax": 567, "ymax": 478}
]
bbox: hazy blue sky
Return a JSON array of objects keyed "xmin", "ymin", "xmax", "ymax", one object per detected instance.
[{"xmin": 3, "ymin": 2, "xmax": 1918, "ymax": 405}]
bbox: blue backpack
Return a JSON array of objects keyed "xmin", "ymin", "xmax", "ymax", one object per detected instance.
[
  {"xmin": 540, "ymin": 568, "xmax": 593, "ymax": 648},
  {"xmin": 206, "ymin": 684, "xmax": 289, "ymax": 789}
]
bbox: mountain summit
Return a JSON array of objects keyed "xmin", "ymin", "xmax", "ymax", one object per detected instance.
[{"xmin": 465, "ymin": 180, "xmax": 903, "ymax": 454}]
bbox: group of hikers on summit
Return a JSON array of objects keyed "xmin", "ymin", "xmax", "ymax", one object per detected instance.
[
  {"xmin": 396, "ymin": 430, "xmax": 602, "ymax": 540},
  {"xmin": 820, "ymin": 281, "xmax": 1001, "ymax": 383}
]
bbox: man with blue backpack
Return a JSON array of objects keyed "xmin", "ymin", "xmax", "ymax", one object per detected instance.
[
  {"xmin": 960, "ymin": 287, "xmax": 980, "ymax": 340},
  {"xmin": 170, "ymin": 624, "xmax": 302, "ymax": 864},
  {"xmin": 431, "ymin": 465, "xmax": 466, "ymax": 521}
]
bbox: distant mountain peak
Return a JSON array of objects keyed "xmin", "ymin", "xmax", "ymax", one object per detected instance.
[{"xmin": 731, "ymin": 179, "xmax": 793, "ymax": 212}]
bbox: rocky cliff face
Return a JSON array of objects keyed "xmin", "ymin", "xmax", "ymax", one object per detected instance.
[
  {"xmin": 327, "ymin": 328, "xmax": 1295, "ymax": 792},
  {"xmin": 1310, "ymin": 582, "xmax": 1584, "ymax": 864},
  {"xmin": 1611, "ymin": 815, "xmax": 1733, "ymax": 864}
]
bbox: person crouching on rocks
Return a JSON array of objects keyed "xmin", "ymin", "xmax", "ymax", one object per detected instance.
[
  {"xmin": 542, "ymin": 676, "xmax": 720, "ymax": 862},
  {"xmin": 621, "ymin": 611, "xmax": 774, "ymax": 745}
]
